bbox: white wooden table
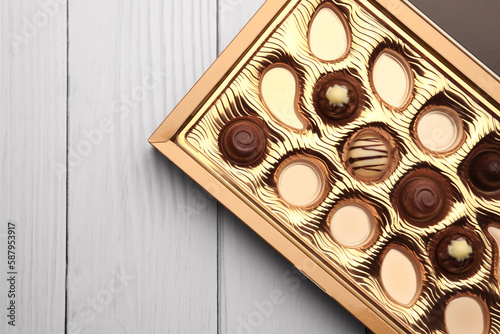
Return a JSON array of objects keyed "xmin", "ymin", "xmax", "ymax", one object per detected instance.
[{"xmin": 1, "ymin": 1, "xmax": 499, "ymax": 333}]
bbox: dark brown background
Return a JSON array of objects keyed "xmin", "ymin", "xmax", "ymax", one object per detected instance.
[{"xmin": 410, "ymin": 0, "xmax": 500, "ymax": 75}]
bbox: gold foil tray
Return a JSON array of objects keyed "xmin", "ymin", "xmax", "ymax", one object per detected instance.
[{"xmin": 149, "ymin": 0, "xmax": 500, "ymax": 332}]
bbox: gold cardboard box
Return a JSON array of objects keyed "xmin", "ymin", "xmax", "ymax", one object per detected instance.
[{"xmin": 150, "ymin": 1, "xmax": 500, "ymax": 332}]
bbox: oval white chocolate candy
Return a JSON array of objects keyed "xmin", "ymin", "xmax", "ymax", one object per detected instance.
[
  {"xmin": 445, "ymin": 296, "xmax": 488, "ymax": 334},
  {"xmin": 372, "ymin": 52, "xmax": 412, "ymax": 108},
  {"xmin": 277, "ymin": 160, "xmax": 324, "ymax": 207},
  {"xmin": 309, "ymin": 6, "xmax": 349, "ymax": 61},
  {"xmin": 330, "ymin": 204, "xmax": 373, "ymax": 247},
  {"xmin": 380, "ymin": 248, "xmax": 419, "ymax": 306},
  {"xmin": 348, "ymin": 133, "xmax": 390, "ymax": 180},
  {"xmin": 261, "ymin": 66, "xmax": 305, "ymax": 130},
  {"xmin": 417, "ymin": 110, "xmax": 461, "ymax": 153}
]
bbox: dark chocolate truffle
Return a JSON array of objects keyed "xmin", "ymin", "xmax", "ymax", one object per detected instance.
[
  {"xmin": 219, "ymin": 117, "xmax": 267, "ymax": 166},
  {"xmin": 435, "ymin": 234, "xmax": 475, "ymax": 275},
  {"xmin": 400, "ymin": 177, "xmax": 445, "ymax": 222},
  {"xmin": 469, "ymin": 150, "xmax": 500, "ymax": 193},
  {"xmin": 316, "ymin": 79, "xmax": 359, "ymax": 120}
]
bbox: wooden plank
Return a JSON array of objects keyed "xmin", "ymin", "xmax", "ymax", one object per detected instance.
[
  {"xmin": 66, "ymin": 1, "xmax": 218, "ymax": 333},
  {"xmin": 216, "ymin": 1, "xmax": 366, "ymax": 333},
  {"xmin": 0, "ymin": 0, "xmax": 67, "ymax": 333}
]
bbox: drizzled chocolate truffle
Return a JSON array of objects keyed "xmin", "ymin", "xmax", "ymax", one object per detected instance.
[
  {"xmin": 469, "ymin": 150, "xmax": 500, "ymax": 193},
  {"xmin": 219, "ymin": 117, "xmax": 267, "ymax": 166},
  {"xmin": 435, "ymin": 234, "xmax": 476, "ymax": 276},
  {"xmin": 314, "ymin": 73, "xmax": 362, "ymax": 122},
  {"xmin": 400, "ymin": 177, "xmax": 445, "ymax": 222},
  {"xmin": 346, "ymin": 131, "xmax": 392, "ymax": 181}
]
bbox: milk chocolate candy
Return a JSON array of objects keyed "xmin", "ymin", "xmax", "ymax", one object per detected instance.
[{"xmin": 219, "ymin": 117, "xmax": 267, "ymax": 166}]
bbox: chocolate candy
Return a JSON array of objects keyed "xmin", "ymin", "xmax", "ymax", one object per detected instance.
[
  {"xmin": 400, "ymin": 177, "xmax": 445, "ymax": 222},
  {"xmin": 468, "ymin": 150, "xmax": 500, "ymax": 193},
  {"xmin": 435, "ymin": 234, "xmax": 476, "ymax": 276},
  {"xmin": 416, "ymin": 108, "xmax": 463, "ymax": 154},
  {"xmin": 394, "ymin": 170, "xmax": 452, "ymax": 227},
  {"xmin": 219, "ymin": 117, "xmax": 267, "ymax": 166},
  {"xmin": 346, "ymin": 132, "xmax": 391, "ymax": 181},
  {"xmin": 314, "ymin": 74, "xmax": 361, "ymax": 121}
]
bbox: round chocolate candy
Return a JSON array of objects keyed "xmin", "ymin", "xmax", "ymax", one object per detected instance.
[
  {"xmin": 219, "ymin": 117, "xmax": 267, "ymax": 166},
  {"xmin": 316, "ymin": 78, "xmax": 359, "ymax": 120},
  {"xmin": 435, "ymin": 234, "xmax": 475, "ymax": 275},
  {"xmin": 468, "ymin": 150, "xmax": 500, "ymax": 193},
  {"xmin": 400, "ymin": 177, "xmax": 445, "ymax": 222},
  {"xmin": 347, "ymin": 132, "xmax": 391, "ymax": 181}
]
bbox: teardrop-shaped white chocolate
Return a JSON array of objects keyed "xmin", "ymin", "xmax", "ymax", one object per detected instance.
[
  {"xmin": 445, "ymin": 296, "xmax": 488, "ymax": 334},
  {"xmin": 309, "ymin": 6, "xmax": 349, "ymax": 61},
  {"xmin": 380, "ymin": 248, "xmax": 419, "ymax": 306},
  {"xmin": 261, "ymin": 66, "xmax": 305, "ymax": 130},
  {"xmin": 372, "ymin": 52, "xmax": 412, "ymax": 108}
]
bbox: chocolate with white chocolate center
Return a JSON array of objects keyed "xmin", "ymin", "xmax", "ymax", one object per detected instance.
[
  {"xmin": 436, "ymin": 234, "xmax": 476, "ymax": 276},
  {"xmin": 315, "ymin": 75, "xmax": 361, "ymax": 121},
  {"xmin": 448, "ymin": 238, "xmax": 473, "ymax": 261},
  {"xmin": 326, "ymin": 84, "xmax": 349, "ymax": 107}
]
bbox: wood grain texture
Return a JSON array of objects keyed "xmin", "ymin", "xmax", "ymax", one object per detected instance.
[
  {"xmin": 1, "ymin": 1, "xmax": 498, "ymax": 333},
  {"xmin": 0, "ymin": 0, "xmax": 67, "ymax": 333},
  {"xmin": 216, "ymin": 1, "xmax": 366, "ymax": 333},
  {"xmin": 66, "ymin": 1, "xmax": 217, "ymax": 333}
]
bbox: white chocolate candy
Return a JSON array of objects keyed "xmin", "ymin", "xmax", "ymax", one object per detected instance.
[
  {"xmin": 380, "ymin": 248, "xmax": 420, "ymax": 306},
  {"xmin": 445, "ymin": 296, "xmax": 487, "ymax": 334},
  {"xmin": 417, "ymin": 110, "xmax": 461, "ymax": 153},
  {"xmin": 330, "ymin": 204, "xmax": 374, "ymax": 247},
  {"xmin": 277, "ymin": 160, "xmax": 325, "ymax": 207},
  {"xmin": 261, "ymin": 66, "xmax": 305, "ymax": 130},
  {"xmin": 309, "ymin": 6, "xmax": 349, "ymax": 61},
  {"xmin": 348, "ymin": 133, "xmax": 390, "ymax": 180},
  {"xmin": 372, "ymin": 51, "xmax": 412, "ymax": 108},
  {"xmin": 326, "ymin": 84, "xmax": 349, "ymax": 107},
  {"xmin": 448, "ymin": 238, "xmax": 473, "ymax": 261}
]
